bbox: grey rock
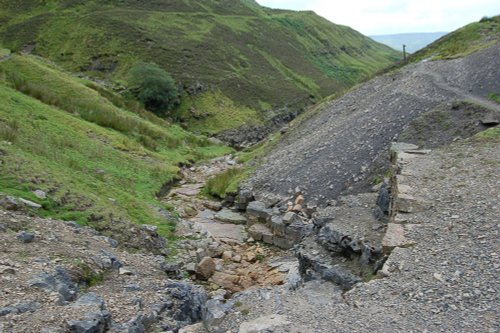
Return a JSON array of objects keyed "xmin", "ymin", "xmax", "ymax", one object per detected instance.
[
  {"xmin": 0, "ymin": 307, "xmax": 16, "ymax": 317},
  {"xmin": 214, "ymin": 209, "xmax": 247, "ymax": 225},
  {"xmin": 107, "ymin": 238, "xmax": 118, "ymax": 248},
  {"xmin": 185, "ymin": 263, "xmax": 197, "ymax": 274},
  {"xmin": 272, "ymin": 237, "xmax": 295, "ymax": 250},
  {"xmin": 119, "ymin": 267, "xmax": 134, "ymax": 275},
  {"xmin": 246, "ymin": 201, "xmax": 272, "ymax": 222},
  {"xmin": 270, "ymin": 216, "xmax": 286, "ymax": 236},
  {"xmin": 282, "ymin": 212, "xmax": 301, "ymax": 225},
  {"xmin": 375, "ymin": 184, "xmax": 390, "ymax": 217},
  {"xmin": 124, "ymin": 284, "xmax": 141, "ymax": 292},
  {"xmin": 17, "ymin": 231, "xmax": 35, "ymax": 243},
  {"xmin": 73, "ymin": 293, "xmax": 105, "ymax": 310},
  {"xmin": 321, "ymin": 265, "xmax": 362, "ymax": 290},
  {"xmin": 142, "ymin": 224, "xmax": 158, "ymax": 233},
  {"xmin": 33, "ymin": 189, "xmax": 47, "ymax": 199},
  {"xmin": 163, "ymin": 282, "xmax": 207, "ymax": 330},
  {"xmin": 203, "ymin": 299, "xmax": 231, "ymax": 330},
  {"xmin": 19, "ymin": 198, "xmax": 42, "ymax": 209},
  {"xmin": 196, "ymin": 248, "xmax": 207, "ymax": 262},
  {"xmin": 160, "ymin": 262, "xmax": 183, "ymax": 279},
  {"xmin": 248, "ymin": 223, "xmax": 273, "ymax": 244},
  {"xmin": 15, "ymin": 301, "xmax": 40, "ymax": 314},
  {"xmin": 0, "ymin": 195, "xmax": 21, "ymax": 210},
  {"xmin": 30, "ymin": 267, "xmax": 78, "ymax": 304},
  {"xmin": 0, "ymin": 223, "xmax": 5, "ymax": 232},
  {"xmin": 235, "ymin": 190, "xmax": 255, "ymax": 211},
  {"xmin": 67, "ymin": 311, "xmax": 111, "ymax": 333}
]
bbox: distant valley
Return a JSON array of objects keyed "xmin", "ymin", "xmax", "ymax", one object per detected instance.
[{"xmin": 370, "ymin": 32, "xmax": 448, "ymax": 53}]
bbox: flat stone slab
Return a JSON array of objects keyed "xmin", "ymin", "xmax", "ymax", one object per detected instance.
[
  {"xmin": 214, "ymin": 209, "xmax": 247, "ymax": 225},
  {"xmin": 382, "ymin": 223, "xmax": 415, "ymax": 251},
  {"xmin": 174, "ymin": 187, "xmax": 200, "ymax": 197},
  {"xmin": 198, "ymin": 221, "xmax": 247, "ymax": 244}
]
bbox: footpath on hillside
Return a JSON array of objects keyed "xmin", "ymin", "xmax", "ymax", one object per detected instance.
[{"xmin": 245, "ymin": 43, "xmax": 500, "ymax": 206}]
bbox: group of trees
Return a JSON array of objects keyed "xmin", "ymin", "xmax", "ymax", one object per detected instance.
[{"xmin": 127, "ymin": 62, "xmax": 179, "ymax": 117}]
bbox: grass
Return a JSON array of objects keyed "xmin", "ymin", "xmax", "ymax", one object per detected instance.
[
  {"xmin": 0, "ymin": 47, "xmax": 10, "ymax": 57},
  {"xmin": 175, "ymin": 90, "xmax": 263, "ymax": 135},
  {"xmin": 205, "ymin": 168, "xmax": 247, "ymax": 198},
  {"xmin": 410, "ymin": 15, "xmax": 500, "ymax": 61},
  {"xmin": 0, "ymin": 0, "xmax": 400, "ymax": 135},
  {"xmin": 474, "ymin": 128, "xmax": 500, "ymax": 142},
  {"xmin": 488, "ymin": 93, "xmax": 500, "ymax": 104},
  {"xmin": 0, "ymin": 55, "xmax": 232, "ymax": 241}
]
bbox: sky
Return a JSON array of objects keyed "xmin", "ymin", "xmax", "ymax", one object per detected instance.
[{"xmin": 256, "ymin": 0, "xmax": 500, "ymax": 35}]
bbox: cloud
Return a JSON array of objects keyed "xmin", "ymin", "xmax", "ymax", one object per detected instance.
[{"xmin": 257, "ymin": 0, "xmax": 500, "ymax": 34}]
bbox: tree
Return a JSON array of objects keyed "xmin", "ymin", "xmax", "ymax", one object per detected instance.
[{"xmin": 127, "ymin": 62, "xmax": 179, "ymax": 116}]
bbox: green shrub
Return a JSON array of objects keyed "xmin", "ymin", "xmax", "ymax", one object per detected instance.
[
  {"xmin": 205, "ymin": 168, "xmax": 246, "ymax": 198},
  {"xmin": 127, "ymin": 62, "xmax": 179, "ymax": 116}
]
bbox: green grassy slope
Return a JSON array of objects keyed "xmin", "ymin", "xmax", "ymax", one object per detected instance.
[
  {"xmin": 0, "ymin": 53, "xmax": 232, "ymax": 240},
  {"xmin": 0, "ymin": 0, "xmax": 401, "ymax": 135},
  {"xmin": 410, "ymin": 15, "xmax": 500, "ymax": 61}
]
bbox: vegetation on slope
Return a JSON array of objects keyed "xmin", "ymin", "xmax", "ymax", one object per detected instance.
[
  {"xmin": 0, "ymin": 0, "xmax": 400, "ymax": 135},
  {"xmin": 0, "ymin": 54, "xmax": 232, "ymax": 240},
  {"xmin": 411, "ymin": 15, "xmax": 500, "ymax": 61}
]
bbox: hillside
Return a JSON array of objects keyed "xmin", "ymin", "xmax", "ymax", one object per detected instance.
[
  {"xmin": 370, "ymin": 32, "xmax": 447, "ymax": 53},
  {"xmin": 244, "ymin": 20, "xmax": 500, "ymax": 206},
  {"xmin": 0, "ymin": 52, "xmax": 231, "ymax": 245},
  {"xmin": 410, "ymin": 15, "xmax": 500, "ymax": 61},
  {"xmin": 0, "ymin": 0, "xmax": 400, "ymax": 139}
]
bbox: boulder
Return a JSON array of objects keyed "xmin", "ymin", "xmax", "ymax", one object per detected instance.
[
  {"xmin": 246, "ymin": 201, "xmax": 272, "ymax": 223},
  {"xmin": 196, "ymin": 257, "xmax": 216, "ymax": 280}
]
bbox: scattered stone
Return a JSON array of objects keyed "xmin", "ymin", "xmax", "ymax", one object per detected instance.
[{"xmin": 17, "ymin": 231, "xmax": 35, "ymax": 243}]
